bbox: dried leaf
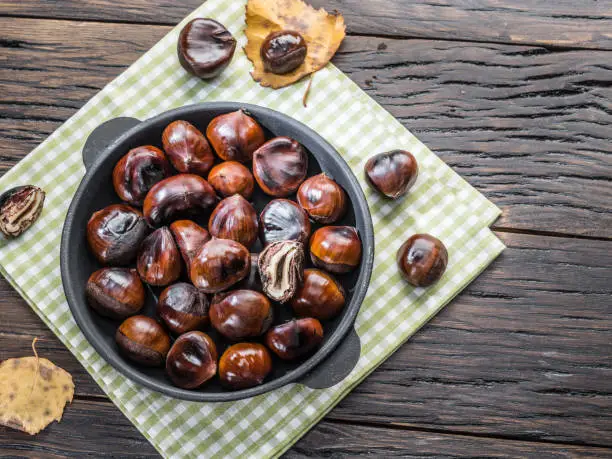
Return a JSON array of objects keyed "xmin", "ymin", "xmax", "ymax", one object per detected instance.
[{"xmin": 245, "ymin": 0, "xmax": 346, "ymax": 89}]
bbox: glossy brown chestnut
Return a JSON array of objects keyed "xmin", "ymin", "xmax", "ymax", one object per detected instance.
[
  {"xmin": 259, "ymin": 199, "xmax": 311, "ymax": 246},
  {"xmin": 207, "ymin": 161, "xmax": 254, "ymax": 199},
  {"xmin": 206, "ymin": 110, "xmax": 266, "ymax": 162},
  {"xmin": 265, "ymin": 318, "xmax": 323, "ymax": 360},
  {"xmin": 86, "ymin": 268, "xmax": 145, "ymax": 319},
  {"xmin": 219, "ymin": 343, "xmax": 272, "ymax": 390},
  {"xmin": 208, "ymin": 195, "xmax": 259, "ymax": 249},
  {"xmin": 290, "ymin": 268, "xmax": 346, "ymax": 320},
  {"xmin": 177, "ymin": 18, "xmax": 236, "ymax": 79},
  {"xmin": 157, "ymin": 283, "xmax": 209, "ymax": 335},
  {"xmin": 112, "ymin": 146, "xmax": 172, "ymax": 207},
  {"xmin": 261, "ymin": 30, "xmax": 308, "ymax": 75},
  {"xmin": 210, "ymin": 290, "xmax": 272, "ymax": 340},
  {"xmin": 162, "ymin": 120, "xmax": 215, "ymax": 176},
  {"xmin": 297, "ymin": 173, "xmax": 347, "ymax": 224},
  {"xmin": 235, "ymin": 253, "xmax": 263, "ymax": 292},
  {"xmin": 115, "ymin": 315, "xmax": 170, "ymax": 366},
  {"xmin": 137, "ymin": 227, "xmax": 182, "ymax": 286},
  {"xmin": 258, "ymin": 240, "xmax": 304, "ymax": 303},
  {"xmin": 365, "ymin": 150, "xmax": 419, "ymax": 199},
  {"xmin": 252, "ymin": 137, "xmax": 308, "ymax": 197},
  {"xmin": 143, "ymin": 174, "xmax": 218, "ymax": 226},
  {"xmin": 87, "ymin": 204, "xmax": 149, "ymax": 265},
  {"xmin": 397, "ymin": 234, "xmax": 448, "ymax": 287},
  {"xmin": 166, "ymin": 331, "xmax": 218, "ymax": 389},
  {"xmin": 169, "ymin": 220, "xmax": 211, "ymax": 269},
  {"xmin": 309, "ymin": 226, "xmax": 362, "ymax": 274},
  {"xmin": 189, "ymin": 238, "xmax": 250, "ymax": 293}
]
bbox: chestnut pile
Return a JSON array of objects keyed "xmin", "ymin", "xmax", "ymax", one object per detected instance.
[{"xmin": 85, "ymin": 110, "xmax": 363, "ymax": 391}]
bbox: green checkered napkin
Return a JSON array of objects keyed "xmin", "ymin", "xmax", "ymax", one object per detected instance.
[{"xmin": 0, "ymin": 1, "xmax": 504, "ymax": 457}]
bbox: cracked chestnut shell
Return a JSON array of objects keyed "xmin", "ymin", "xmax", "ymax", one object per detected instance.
[
  {"xmin": 143, "ymin": 174, "xmax": 218, "ymax": 226},
  {"xmin": 265, "ymin": 318, "xmax": 323, "ymax": 360},
  {"xmin": 178, "ymin": 18, "xmax": 236, "ymax": 79},
  {"xmin": 210, "ymin": 290, "xmax": 272, "ymax": 340},
  {"xmin": 365, "ymin": 150, "xmax": 418, "ymax": 199},
  {"xmin": 309, "ymin": 226, "xmax": 362, "ymax": 274},
  {"xmin": 208, "ymin": 195, "xmax": 259, "ymax": 249},
  {"xmin": 166, "ymin": 331, "xmax": 218, "ymax": 389},
  {"xmin": 219, "ymin": 343, "xmax": 272, "ymax": 390},
  {"xmin": 86, "ymin": 267, "xmax": 145, "ymax": 319},
  {"xmin": 87, "ymin": 204, "xmax": 149, "ymax": 265},
  {"xmin": 0, "ymin": 185, "xmax": 45, "ymax": 239},
  {"xmin": 290, "ymin": 268, "xmax": 346, "ymax": 320},
  {"xmin": 189, "ymin": 238, "xmax": 250, "ymax": 293},
  {"xmin": 162, "ymin": 120, "xmax": 215, "ymax": 176},
  {"xmin": 297, "ymin": 173, "xmax": 347, "ymax": 224},
  {"xmin": 112, "ymin": 145, "xmax": 172, "ymax": 206},
  {"xmin": 253, "ymin": 137, "xmax": 308, "ymax": 197},
  {"xmin": 157, "ymin": 283, "xmax": 209, "ymax": 335},
  {"xmin": 261, "ymin": 30, "xmax": 307, "ymax": 75},
  {"xmin": 137, "ymin": 227, "xmax": 182, "ymax": 286},
  {"xmin": 259, "ymin": 199, "xmax": 311, "ymax": 247},
  {"xmin": 115, "ymin": 315, "xmax": 170, "ymax": 367},
  {"xmin": 169, "ymin": 220, "xmax": 211, "ymax": 269},
  {"xmin": 208, "ymin": 161, "xmax": 254, "ymax": 199},
  {"xmin": 206, "ymin": 110, "xmax": 265, "ymax": 162},
  {"xmin": 258, "ymin": 240, "xmax": 304, "ymax": 303},
  {"xmin": 397, "ymin": 234, "xmax": 448, "ymax": 287}
]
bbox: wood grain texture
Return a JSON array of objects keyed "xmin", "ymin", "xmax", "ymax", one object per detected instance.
[
  {"xmin": 1, "ymin": 0, "xmax": 611, "ymax": 49},
  {"xmin": 1, "ymin": 18, "xmax": 611, "ymax": 236}
]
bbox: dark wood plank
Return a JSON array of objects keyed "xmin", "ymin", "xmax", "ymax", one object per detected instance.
[
  {"xmin": 1, "ymin": 0, "xmax": 612, "ymax": 49},
  {"xmin": 1, "ymin": 19, "xmax": 611, "ymax": 236}
]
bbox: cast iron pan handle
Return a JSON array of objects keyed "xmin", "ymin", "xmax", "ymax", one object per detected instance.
[{"xmin": 82, "ymin": 117, "xmax": 141, "ymax": 170}]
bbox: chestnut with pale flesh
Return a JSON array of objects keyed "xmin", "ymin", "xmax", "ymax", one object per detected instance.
[{"xmin": 258, "ymin": 240, "xmax": 304, "ymax": 303}]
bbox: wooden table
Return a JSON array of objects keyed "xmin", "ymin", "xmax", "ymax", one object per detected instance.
[{"xmin": 1, "ymin": 1, "xmax": 611, "ymax": 456}]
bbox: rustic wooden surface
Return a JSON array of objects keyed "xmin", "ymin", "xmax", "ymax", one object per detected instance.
[{"xmin": 0, "ymin": 0, "xmax": 611, "ymax": 457}]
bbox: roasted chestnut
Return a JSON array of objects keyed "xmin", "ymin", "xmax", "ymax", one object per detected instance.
[
  {"xmin": 177, "ymin": 18, "xmax": 236, "ymax": 79},
  {"xmin": 258, "ymin": 240, "xmax": 304, "ymax": 303},
  {"xmin": 219, "ymin": 343, "xmax": 272, "ymax": 390},
  {"xmin": 0, "ymin": 185, "xmax": 45, "ymax": 239},
  {"xmin": 290, "ymin": 268, "xmax": 345, "ymax": 320},
  {"xmin": 365, "ymin": 150, "xmax": 418, "ymax": 199},
  {"xmin": 87, "ymin": 204, "xmax": 149, "ymax": 265},
  {"xmin": 137, "ymin": 227, "xmax": 182, "ymax": 286},
  {"xmin": 206, "ymin": 110, "xmax": 265, "ymax": 162},
  {"xmin": 189, "ymin": 238, "xmax": 250, "ymax": 293},
  {"xmin": 210, "ymin": 290, "xmax": 272, "ymax": 340},
  {"xmin": 265, "ymin": 318, "xmax": 323, "ymax": 360},
  {"xmin": 112, "ymin": 146, "xmax": 172, "ymax": 207},
  {"xmin": 143, "ymin": 174, "xmax": 218, "ymax": 226},
  {"xmin": 252, "ymin": 137, "xmax": 308, "ymax": 197},
  {"xmin": 208, "ymin": 195, "xmax": 259, "ymax": 249},
  {"xmin": 309, "ymin": 226, "xmax": 362, "ymax": 274},
  {"xmin": 115, "ymin": 315, "xmax": 170, "ymax": 366},
  {"xmin": 259, "ymin": 199, "xmax": 311, "ymax": 246},
  {"xmin": 157, "ymin": 283, "xmax": 209, "ymax": 335},
  {"xmin": 297, "ymin": 173, "xmax": 347, "ymax": 224},
  {"xmin": 166, "ymin": 331, "xmax": 217, "ymax": 389},
  {"xmin": 236, "ymin": 253, "xmax": 263, "ymax": 292},
  {"xmin": 169, "ymin": 220, "xmax": 211, "ymax": 268},
  {"xmin": 261, "ymin": 31, "xmax": 307, "ymax": 75},
  {"xmin": 397, "ymin": 234, "xmax": 448, "ymax": 287},
  {"xmin": 162, "ymin": 120, "xmax": 215, "ymax": 176},
  {"xmin": 208, "ymin": 161, "xmax": 254, "ymax": 199},
  {"xmin": 86, "ymin": 268, "xmax": 145, "ymax": 319}
]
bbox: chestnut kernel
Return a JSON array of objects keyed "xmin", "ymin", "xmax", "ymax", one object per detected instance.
[
  {"xmin": 115, "ymin": 315, "xmax": 170, "ymax": 366},
  {"xmin": 169, "ymin": 220, "xmax": 211, "ymax": 269},
  {"xmin": 86, "ymin": 268, "xmax": 145, "ymax": 319},
  {"xmin": 219, "ymin": 343, "xmax": 272, "ymax": 390},
  {"xmin": 208, "ymin": 161, "xmax": 254, "ymax": 199},
  {"xmin": 236, "ymin": 253, "xmax": 263, "ymax": 292},
  {"xmin": 365, "ymin": 150, "xmax": 418, "ymax": 199},
  {"xmin": 297, "ymin": 173, "xmax": 347, "ymax": 224},
  {"xmin": 265, "ymin": 318, "xmax": 323, "ymax": 360},
  {"xmin": 166, "ymin": 331, "xmax": 218, "ymax": 389},
  {"xmin": 309, "ymin": 226, "xmax": 362, "ymax": 274},
  {"xmin": 178, "ymin": 18, "xmax": 236, "ymax": 79},
  {"xmin": 206, "ymin": 110, "xmax": 265, "ymax": 162},
  {"xmin": 87, "ymin": 204, "xmax": 148, "ymax": 265},
  {"xmin": 258, "ymin": 240, "xmax": 305, "ymax": 303},
  {"xmin": 208, "ymin": 195, "xmax": 259, "ymax": 249},
  {"xmin": 210, "ymin": 290, "xmax": 272, "ymax": 340},
  {"xmin": 157, "ymin": 283, "xmax": 209, "ymax": 335},
  {"xmin": 397, "ymin": 234, "xmax": 448, "ymax": 287},
  {"xmin": 253, "ymin": 137, "xmax": 308, "ymax": 197},
  {"xmin": 162, "ymin": 120, "xmax": 215, "ymax": 176},
  {"xmin": 0, "ymin": 185, "xmax": 45, "ymax": 239},
  {"xmin": 189, "ymin": 238, "xmax": 250, "ymax": 293},
  {"xmin": 261, "ymin": 30, "xmax": 307, "ymax": 75},
  {"xmin": 259, "ymin": 199, "xmax": 311, "ymax": 246},
  {"xmin": 290, "ymin": 268, "xmax": 345, "ymax": 320},
  {"xmin": 137, "ymin": 227, "xmax": 182, "ymax": 287}
]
